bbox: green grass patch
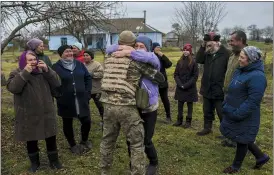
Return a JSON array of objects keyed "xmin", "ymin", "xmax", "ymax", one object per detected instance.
[{"xmin": 1, "ymin": 42, "xmax": 273, "ymax": 174}]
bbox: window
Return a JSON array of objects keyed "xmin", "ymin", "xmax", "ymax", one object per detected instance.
[
  {"xmin": 87, "ymin": 36, "xmax": 93, "ymax": 45},
  {"xmin": 61, "ymin": 37, "xmax": 67, "ymax": 46},
  {"xmin": 110, "ymin": 35, "xmax": 113, "ymax": 45}
]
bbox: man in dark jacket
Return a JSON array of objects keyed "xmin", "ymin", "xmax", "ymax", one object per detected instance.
[
  {"xmin": 26, "ymin": 38, "xmax": 52, "ymax": 68},
  {"xmin": 152, "ymin": 42, "xmax": 173, "ymax": 123},
  {"xmin": 196, "ymin": 32, "xmax": 230, "ymax": 136}
]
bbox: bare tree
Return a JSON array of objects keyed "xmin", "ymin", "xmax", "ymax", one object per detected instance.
[
  {"xmin": 199, "ymin": 2, "xmax": 227, "ymax": 35},
  {"xmin": 231, "ymin": 25, "xmax": 246, "ymax": 33},
  {"xmin": 49, "ymin": 2, "xmax": 123, "ymax": 49},
  {"xmin": 222, "ymin": 27, "xmax": 233, "ymax": 41},
  {"xmin": 171, "ymin": 23, "xmax": 184, "ymax": 46},
  {"xmin": 173, "ymin": 2, "xmax": 227, "ymax": 53},
  {"xmin": 262, "ymin": 26, "xmax": 273, "ymax": 39},
  {"xmin": 174, "ymin": 2, "xmax": 200, "ymax": 53},
  {"xmin": 1, "ymin": 1, "xmax": 123, "ymax": 54}
]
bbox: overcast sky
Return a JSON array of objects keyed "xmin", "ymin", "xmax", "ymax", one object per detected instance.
[{"xmin": 123, "ymin": 2, "xmax": 273, "ymax": 34}]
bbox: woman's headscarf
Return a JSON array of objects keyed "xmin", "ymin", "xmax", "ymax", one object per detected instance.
[{"xmin": 19, "ymin": 50, "xmax": 40, "ymax": 73}]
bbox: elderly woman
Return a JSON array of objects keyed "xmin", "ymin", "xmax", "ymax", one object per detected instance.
[
  {"xmin": 6, "ymin": 50, "xmax": 62, "ymax": 172},
  {"xmin": 52, "ymin": 45, "xmax": 92, "ymax": 155},
  {"xmin": 26, "ymin": 38, "xmax": 52, "ymax": 68},
  {"xmin": 220, "ymin": 46, "xmax": 270, "ymax": 174},
  {"xmin": 83, "ymin": 50, "xmax": 104, "ymax": 125}
]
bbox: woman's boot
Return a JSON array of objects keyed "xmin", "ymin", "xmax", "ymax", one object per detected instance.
[{"xmin": 173, "ymin": 115, "xmax": 183, "ymax": 126}]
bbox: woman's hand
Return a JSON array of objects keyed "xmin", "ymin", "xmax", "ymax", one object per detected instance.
[
  {"xmin": 112, "ymin": 50, "xmax": 131, "ymax": 58},
  {"xmin": 118, "ymin": 45, "xmax": 135, "ymax": 51},
  {"xmin": 24, "ymin": 63, "xmax": 33, "ymax": 73},
  {"xmin": 37, "ymin": 60, "xmax": 48, "ymax": 72}
]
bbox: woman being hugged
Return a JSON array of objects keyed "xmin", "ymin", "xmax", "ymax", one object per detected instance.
[
  {"xmin": 6, "ymin": 50, "xmax": 62, "ymax": 172},
  {"xmin": 220, "ymin": 46, "xmax": 270, "ymax": 174},
  {"xmin": 173, "ymin": 44, "xmax": 199, "ymax": 128}
]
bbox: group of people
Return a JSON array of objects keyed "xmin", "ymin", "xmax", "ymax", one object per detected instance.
[{"xmin": 3, "ymin": 28, "xmax": 270, "ymax": 174}]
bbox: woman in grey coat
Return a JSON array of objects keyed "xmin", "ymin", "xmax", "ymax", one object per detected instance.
[{"xmin": 6, "ymin": 50, "xmax": 62, "ymax": 172}]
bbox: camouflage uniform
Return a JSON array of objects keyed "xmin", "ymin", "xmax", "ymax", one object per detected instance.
[{"xmin": 100, "ymin": 56, "xmax": 164, "ymax": 175}]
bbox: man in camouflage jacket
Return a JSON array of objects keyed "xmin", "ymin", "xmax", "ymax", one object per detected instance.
[{"xmin": 99, "ymin": 31, "xmax": 165, "ymax": 175}]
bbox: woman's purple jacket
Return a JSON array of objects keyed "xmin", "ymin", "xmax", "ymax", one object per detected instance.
[{"xmin": 106, "ymin": 44, "xmax": 161, "ymax": 106}]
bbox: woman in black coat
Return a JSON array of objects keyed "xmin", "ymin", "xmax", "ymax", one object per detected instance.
[
  {"xmin": 173, "ymin": 44, "xmax": 198, "ymax": 128},
  {"xmin": 52, "ymin": 45, "xmax": 92, "ymax": 155}
]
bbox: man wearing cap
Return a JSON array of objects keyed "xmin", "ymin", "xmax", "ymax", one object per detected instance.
[
  {"xmin": 152, "ymin": 42, "xmax": 173, "ymax": 124},
  {"xmin": 26, "ymin": 38, "xmax": 52, "ymax": 68},
  {"xmin": 196, "ymin": 32, "xmax": 230, "ymax": 136},
  {"xmin": 105, "ymin": 35, "xmax": 162, "ymax": 174},
  {"xmin": 72, "ymin": 42, "xmax": 85, "ymax": 63},
  {"xmin": 99, "ymin": 30, "xmax": 165, "ymax": 174}
]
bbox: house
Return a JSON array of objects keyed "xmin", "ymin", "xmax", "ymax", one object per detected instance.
[
  {"xmin": 46, "ymin": 18, "xmax": 164, "ymax": 51},
  {"xmin": 163, "ymin": 30, "xmax": 178, "ymax": 47},
  {"xmin": 163, "ymin": 30, "xmax": 199, "ymax": 49}
]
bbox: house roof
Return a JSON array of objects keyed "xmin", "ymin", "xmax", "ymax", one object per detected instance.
[{"xmin": 50, "ymin": 18, "xmax": 164, "ymax": 36}]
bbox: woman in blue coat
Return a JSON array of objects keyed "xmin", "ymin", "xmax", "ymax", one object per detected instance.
[
  {"xmin": 220, "ymin": 46, "xmax": 270, "ymax": 174},
  {"xmin": 52, "ymin": 45, "xmax": 92, "ymax": 155}
]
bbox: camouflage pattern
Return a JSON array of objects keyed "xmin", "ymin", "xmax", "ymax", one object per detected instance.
[
  {"xmin": 100, "ymin": 104, "xmax": 146, "ymax": 175},
  {"xmin": 99, "ymin": 55, "xmax": 162, "ymax": 175},
  {"xmin": 224, "ymin": 53, "xmax": 240, "ymax": 92},
  {"xmin": 100, "ymin": 55, "xmax": 158, "ymax": 106}
]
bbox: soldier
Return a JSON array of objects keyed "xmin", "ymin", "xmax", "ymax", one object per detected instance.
[{"xmin": 99, "ymin": 31, "xmax": 165, "ymax": 175}]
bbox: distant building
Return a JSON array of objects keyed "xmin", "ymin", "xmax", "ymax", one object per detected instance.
[{"xmin": 46, "ymin": 18, "xmax": 164, "ymax": 51}]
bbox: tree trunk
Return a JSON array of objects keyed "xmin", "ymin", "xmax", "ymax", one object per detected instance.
[
  {"xmin": 1, "ymin": 16, "xmax": 53, "ymax": 55},
  {"xmin": 1, "ymin": 34, "xmax": 21, "ymax": 54}
]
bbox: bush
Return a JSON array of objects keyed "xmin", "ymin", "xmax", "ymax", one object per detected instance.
[{"xmin": 265, "ymin": 38, "xmax": 273, "ymax": 44}]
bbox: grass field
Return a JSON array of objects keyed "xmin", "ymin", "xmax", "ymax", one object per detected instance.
[{"xmin": 1, "ymin": 42, "xmax": 273, "ymax": 175}]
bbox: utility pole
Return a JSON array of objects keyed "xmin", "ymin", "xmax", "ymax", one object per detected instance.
[{"xmin": 143, "ymin": 10, "xmax": 146, "ymax": 34}]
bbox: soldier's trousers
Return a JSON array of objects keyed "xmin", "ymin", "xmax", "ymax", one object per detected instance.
[{"xmin": 100, "ymin": 103, "xmax": 146, "ymax": 175}]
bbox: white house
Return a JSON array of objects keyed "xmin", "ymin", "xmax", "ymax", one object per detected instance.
[{"xmin": 46, "ymin": 18, "xmax": 164, "ymax": 51}]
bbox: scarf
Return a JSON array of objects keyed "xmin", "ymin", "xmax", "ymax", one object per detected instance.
[{"xmin": 60, "ymin": 58, "xmax": 76, "ymax": 71}]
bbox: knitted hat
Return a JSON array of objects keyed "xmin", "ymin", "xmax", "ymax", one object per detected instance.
[
  {"xmin": 152, "ymin": 42, "xmax": 161, "ymax": 51},
  {"xmin": 84, "ymin": 50, "xmax": 94, "ymax": 60},
  {"xmin": 243, "ymin": 46, "xmax": 262, "ymax": 63},
  {"xmin": 183, "ymin": 43, "xmax": 192, "ymax": 54},
  {"xmin": 118, "ymin": 30, "xmax": 136, "ymax": 46},
  {"xmin": 26, "ymin": 38, "xmax": 43, "ymax": 51},
  {"xmin": 136, "ymin": 36, "xmax": 152, "ymax": 52},
  {"xmin": 73, "ymin": 42, "xmax": 83, "ymax": 50},
  {"xmin": 58, "ymin": 45, "xmax": 72, "ymax": 57}
]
